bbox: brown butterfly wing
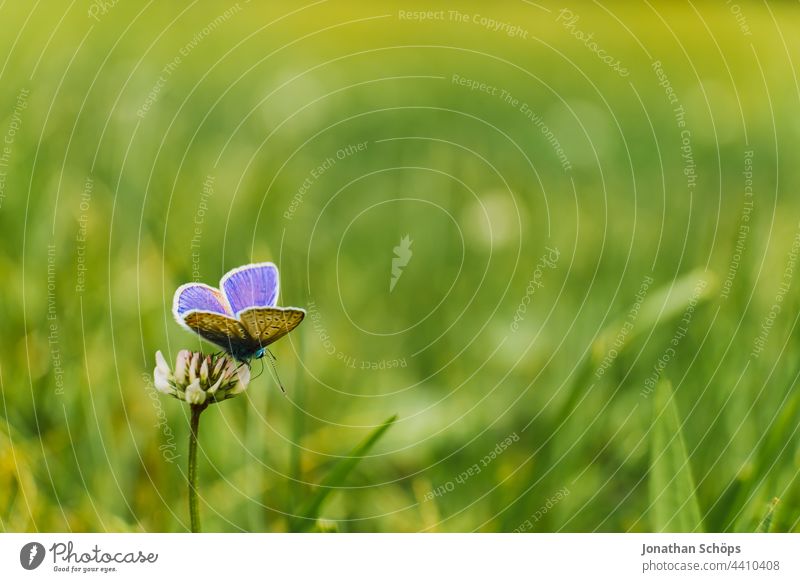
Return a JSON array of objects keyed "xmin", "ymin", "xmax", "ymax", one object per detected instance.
[
  {"xmin": 182, "ymin": 310, "xmax": 261, "ymax": 356},
  {"xmin": 237, "ymin": 307, "xmax": 305, "ymax": 349}
]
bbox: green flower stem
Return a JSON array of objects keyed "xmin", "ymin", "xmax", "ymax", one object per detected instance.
[{"xmin": 188, "ymin": 403, "xmax": 206, "ymax": 532}]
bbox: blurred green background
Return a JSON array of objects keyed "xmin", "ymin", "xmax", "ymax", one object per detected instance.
[{"xmin": 1, "ymin": 0, "xmax": 799, "ymax": 532}]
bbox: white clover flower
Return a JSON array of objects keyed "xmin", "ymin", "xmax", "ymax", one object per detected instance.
[{"xmin": 152, "ymin": 350, "xmax": 250, "ymax": 405}]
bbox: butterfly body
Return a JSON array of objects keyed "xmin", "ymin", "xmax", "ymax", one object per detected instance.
[{"xmin": 173, "ymin": 262, "xmax": 305, "ymax": 362}]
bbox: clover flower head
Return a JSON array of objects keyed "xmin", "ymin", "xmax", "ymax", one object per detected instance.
[{"xmin": 153, "ymin": 350, "xmax": 250, "ymax": 405}]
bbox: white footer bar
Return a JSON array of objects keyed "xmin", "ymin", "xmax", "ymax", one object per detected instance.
[{"xmin": 1, "ymin": 533, "xmax": 797, "ymax": 581}]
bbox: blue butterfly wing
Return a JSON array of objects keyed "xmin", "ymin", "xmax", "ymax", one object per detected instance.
[
  {"xmin": 221, "ymin": 262, "xmax": 279, "ymax": 315},
  {"xmin": 173, "ymin": 283, "xmax": 231, "ymax": 317}
]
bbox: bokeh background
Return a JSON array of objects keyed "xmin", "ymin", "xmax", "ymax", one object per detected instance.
[{"xmin": 1, "ymin": 1, "xmax": 799, "ymax": 532}]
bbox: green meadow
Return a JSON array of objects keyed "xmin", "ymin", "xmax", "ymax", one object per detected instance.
[{"xmin": 1, "ymin": 1, "xmax": 799, "ymax": 532}]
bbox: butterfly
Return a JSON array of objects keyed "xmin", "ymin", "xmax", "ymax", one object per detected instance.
[{"xmin": 172, "ymin": 262, "xmax": 305, "ymax": 362}]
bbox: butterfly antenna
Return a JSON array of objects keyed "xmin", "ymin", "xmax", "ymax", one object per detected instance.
[{"xmin": 265, "ymin": 351, "xmax": 286, "ymax": 394}]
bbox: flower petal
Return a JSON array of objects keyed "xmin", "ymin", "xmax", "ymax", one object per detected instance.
[
  {"xmin": 236, "ymin": 364, "xmax": 251, "ymax": 388},
  {"xmin": 184, "ymin": 379, "xmax": 206, "ymax": 405},
  {"xmin": 200, "ymin": 357, "xmax": 210, "ymax": 384},
  {"xmin": 212, "ymin": 356, "xmax": 225, "ymax": 379},
  {"xmin": 226, "ymin": 365, "xmax": 250, "ymax": 396},
  {"xmin": 207, "ymin": 373, "xmax": 225, "ymax": 395},
  {"xmin": 175, "ymin": 350, "xmax": 190, "ymax": 385},
  {"xmin": 154, "ymin": 367, "xmax": 175, "ymax": 396},
  {"xmin": 155, "ymin": 350, "xmax": 171, "ymax": 377},
  {"xmin": 188, "ymin": 352, "xmax": 200, "ymax": 383}
]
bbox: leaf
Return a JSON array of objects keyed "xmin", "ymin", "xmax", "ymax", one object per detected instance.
[
  {"xmin": 290, "ymin": 414, "xmax": 398, "ymax": 532},
  {"xmin": 649, "ymin": 379, "xmax": 704, "ymax": 532}
]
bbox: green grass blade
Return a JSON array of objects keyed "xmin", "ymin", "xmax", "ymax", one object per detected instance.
[
  {"xmin": 287, "ymin": 341, "xmax": 308, "ymax": 515},
  {"xmin": 591, "ymin": 269, "xmax": 717, "ymax": 370},
  {"xmin": 757, "ymin": 497, "xmax": 779, "ymax": 533},
  {"xmin": 290, "ymin": 414, "xmax": 397, "ymax": 532},
  {"xmin": 649, "ymin": 379, "xmax": 704, "ymax": 532},
  {"xmin": 551, "ymin": 271, "xmax": 716, "ymax": 434}
]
